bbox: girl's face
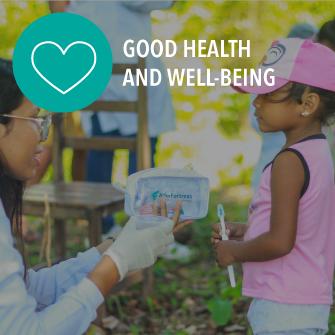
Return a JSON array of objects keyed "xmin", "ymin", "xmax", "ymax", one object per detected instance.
[
  {"xmin": 0, "ymin": 98, "xmax": 43, "ymax": 181},
  {"xmin": 253, "ymin": 84, "xmax": 303, "ymax": 132}
]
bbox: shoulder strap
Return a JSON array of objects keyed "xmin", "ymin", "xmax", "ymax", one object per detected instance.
[{"xmin": 271, "ymin": 148, "xmax": 310, "ymax": 198}]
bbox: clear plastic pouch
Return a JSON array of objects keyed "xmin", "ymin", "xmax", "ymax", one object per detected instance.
[{"xmin": 124, "ymin": 168, "xmax": 210, "ymax": 220}]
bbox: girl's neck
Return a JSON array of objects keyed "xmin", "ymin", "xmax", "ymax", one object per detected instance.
[{"xmin": 283, "ymin": 122, "xmax": 322, "ymax": 148}]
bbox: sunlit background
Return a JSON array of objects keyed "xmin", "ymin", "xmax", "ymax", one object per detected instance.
[{"xmin": 1, "ymin": 0, "xmax": 334, "ymax": 192}]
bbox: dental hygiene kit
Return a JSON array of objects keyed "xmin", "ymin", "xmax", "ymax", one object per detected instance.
[{"xmin": 115, "ymin": 167, "xmax": 209, "ymax": 228}]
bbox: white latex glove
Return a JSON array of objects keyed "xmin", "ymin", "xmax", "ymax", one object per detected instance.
[{"xmin": 104, "ymin": 216, "xmax": 174, "ymax": 281}]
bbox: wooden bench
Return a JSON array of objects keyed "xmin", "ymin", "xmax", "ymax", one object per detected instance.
[{"xmin": 23, "ymin": 181, "xmax": 124, "ymax": 250}]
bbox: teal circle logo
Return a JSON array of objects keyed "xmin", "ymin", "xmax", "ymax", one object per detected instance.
[{"xmin": 13, "ymin": 13, "xmax": 112, "ymax": 112}]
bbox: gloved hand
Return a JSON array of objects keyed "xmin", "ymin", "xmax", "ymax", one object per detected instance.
[{"xmin": 103, "ymin": 216, "xmax": 174, "ymax": 281}]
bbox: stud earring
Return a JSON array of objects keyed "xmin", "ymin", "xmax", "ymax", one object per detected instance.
[{"xmin": 301, "ymin": 111, "xmax": 310, "ymax": 117}]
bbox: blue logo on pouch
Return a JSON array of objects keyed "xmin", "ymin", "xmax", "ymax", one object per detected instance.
[{"xmin": 151, "ymin": 190, "xmax": 160, "ymax": 201}]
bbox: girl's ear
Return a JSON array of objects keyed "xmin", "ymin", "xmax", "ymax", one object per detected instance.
[{"xmin": 301, "ymin": 92, "xmax": 320, "ymax": 116}]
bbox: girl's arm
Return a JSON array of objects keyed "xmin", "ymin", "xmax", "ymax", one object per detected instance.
[{"xmin": 214, "ymin": 150, "xmax": 304, "ymax": 266}]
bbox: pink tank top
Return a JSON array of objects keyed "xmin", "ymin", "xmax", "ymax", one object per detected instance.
[{"xmin": 243, "ymin": 134, "xmax": 335, "ymax": 304}]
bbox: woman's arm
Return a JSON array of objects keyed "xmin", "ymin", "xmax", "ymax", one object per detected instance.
[
  {"xmin": 1, "ymin": 199, "xmax": 176, "ymax": 334},
  {"xmin": 27, "ymin": 238, "xmax": 115, "ymax": 309},
  {"xmin": 0, "ymin": 243, "xmax": 104, "ymax": 335},
  {"xmin": 214, "ymin": 150, "xmax": 304, "ymax": 266},
  {"xmin": 28, "ymin": 215, "xmax": 184, "ymax": 309},
  {"xmin": 27, "ymin": 247, "xmax": 104, "ymax": 310},
  {"xmin": 2, "ymin": 217, "xmax": 170, "ymax": 334}
]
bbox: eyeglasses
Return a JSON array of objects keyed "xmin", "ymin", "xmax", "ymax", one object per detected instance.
[{"xmin": 0, "ymin": 114, "xmax": 52, "ymax": 142}]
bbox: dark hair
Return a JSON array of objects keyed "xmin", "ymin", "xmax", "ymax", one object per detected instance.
[
  {"xmin": 0, "ymin": 58, "xmax": 26, "ymax": 276},
  {"xmin": 317, "ymin": 19, "xmax": 335, "ymax": 48},
  {"xmin": 265, "ymin": 82, "xmax": 335, "ymax": 126}
]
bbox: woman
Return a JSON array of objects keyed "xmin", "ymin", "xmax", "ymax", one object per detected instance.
[{"xmin": 0, "ymin": 58, "xmax": 181, "ymax": 334}]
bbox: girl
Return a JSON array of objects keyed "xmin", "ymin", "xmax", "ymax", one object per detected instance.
[
  {"xmin": 212, "ymin": 38, "xmax": 335, "ymax": 334},
  {"xmin": 0, "ymin": 58, "xmax": 181, "ymax": 335}
]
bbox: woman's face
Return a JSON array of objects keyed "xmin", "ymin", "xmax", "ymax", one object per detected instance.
[{"xmin": 0, "ymin": 98, "xmax": 43, "ymax": 181}]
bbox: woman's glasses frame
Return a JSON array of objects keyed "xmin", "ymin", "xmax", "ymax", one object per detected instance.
[{"xmin": 0, "ymin": 114, "xmax": 52, "ymax": 142}]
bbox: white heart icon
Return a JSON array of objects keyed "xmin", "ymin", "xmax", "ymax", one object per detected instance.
[{"xmin": 31, "ymin": 41, "xmax": 97, "ymax": 95}]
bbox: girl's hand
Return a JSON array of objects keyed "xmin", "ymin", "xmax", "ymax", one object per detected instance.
[
  {"xmin": 153, "ymin": 198, "xmax": 193, "ymax": 234},
  {"xmin": 211, "ymin": 222, "xmax": 248, "ymax": 243},
  {"xmin": 213, "ymin": 240, "xmax": 236, "ymax": 267}
]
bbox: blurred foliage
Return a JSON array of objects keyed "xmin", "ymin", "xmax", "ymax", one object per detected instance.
[
  {"xmin": 218, "ymin": 154, "xmax": 253, "ymax": 187},
  {"xmin": 154, "ymin": 1, "xmax": 335, "ymax": 166},
  {"xmin": 217, "ymin": 94, "xmax": 249, "ymax": 138},
  {"xmin": 0, "ymin": 1, "xmax": 48, "ymax": 58},
  {"xmin": 2, "ymin": 1, "xmax": 335, "ymax": 178},
  {"xmin": 2, "ymin": 0, "xmax": 335, "ymax": 141},
  {"xmin": 206, "ymin": 298, "xmax": 232, "ymax": 326},
  {"xmin": 160, "ymin": 0, "xmax": 335, "ymax": 128},
  {"xmin": 329, "ymin": 312, "xmax": 335, "ymax": 334}
]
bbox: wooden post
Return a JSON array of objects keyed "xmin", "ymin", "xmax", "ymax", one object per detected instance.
[
  {"xmin": 135, "ymin": 58, "xmax": 154, "ymax": 297},
  {"xmin": 52, "ymin": 113, "xmax": 64, "ymax": 182},
  {"xmin": 54, "ymin": 218, "xmax": 66, "ymax": 259},
  {"xmin": 52, "ymin": 114, "xmax": 66, "ymax": 259},
  {"xmin": 87, "ymin": 210, "xmax": 106, "ymax": 328},
  {"xmin": 136, "ymin": 57, "xmax": 151, "ymax": 171},
  {"xmin": 87, "ymin": 209, "xmax": 102, "ymax": 247}
]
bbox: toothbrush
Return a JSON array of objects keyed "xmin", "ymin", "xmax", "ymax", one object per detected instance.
[{"xmin": 217, "ymin": 204, "xmax": 236, "ymax": 287}]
